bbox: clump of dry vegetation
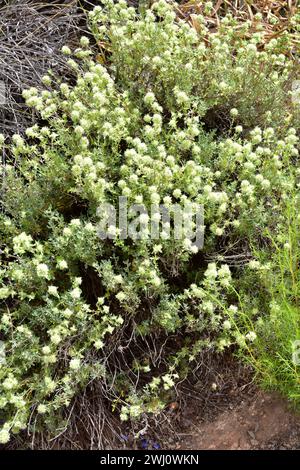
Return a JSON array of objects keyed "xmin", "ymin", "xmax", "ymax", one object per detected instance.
[{"xmin": 0, "ymin": 0, "xmax": 84, "ymax": 135}]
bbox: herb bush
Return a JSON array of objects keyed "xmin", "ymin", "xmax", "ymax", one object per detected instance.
[{"xmin": 0, "ymin": 0, "xmax": 299, "ymax": 445}]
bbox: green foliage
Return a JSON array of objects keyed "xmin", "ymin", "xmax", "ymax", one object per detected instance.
[
  {"xmin": 0, "ymin": 0, "xmax": 299, "ymax": 443},
  {"xmin": 233, "ymin": 189, "xmax": 300, "ymax": 404}
]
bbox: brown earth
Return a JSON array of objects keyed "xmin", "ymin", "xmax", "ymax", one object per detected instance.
[
  {"xmin": 177, "ymin": 391, "xmax": 300, "ymax": 450},
  {"xmin": 123, "ymin": 358, "xmax": 300, "ymax": 451}
]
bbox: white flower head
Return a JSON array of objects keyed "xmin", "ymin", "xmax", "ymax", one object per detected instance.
[
  {"xmin": 116, "ymin": 291, "xmax": 126, "ymax": 302},
  {"xmin": 69, "ymin": 358, "xmax": 81, "ymax": 370},
  {"xmin": 36, "ymin": 263, "xmax": 50, "ymax": 279},
  {"xmin": 37, "ymin": 404, "xmax": 47, "ymax": 414},
  {"xmin": 0, "ymin": 429, "xmax": 10, "ymax": 444},
  {"xmin": 223, "ymin": 320, "xmax": 231, "ymax": 330},
  {"xmin": 230, "ymin": 108, "xmax": 239, "ymax": 118},
  {"xmin": 246, "ymin": 331, "xmax": 257, "ymax": 342},
  {"xmin": 61, "ymin": 45, "xmax": 71, "ymax": 55},
  {"xmin": 70, "ymin": 287, "xmax": 81, "ymax": 300},
  {"xmin": 48, "ymin": 286, "xmax": 59, "ymax": 297},
  {"xmin": 57, "ymin": 259, "xmax": 68, "ymax": 270}
]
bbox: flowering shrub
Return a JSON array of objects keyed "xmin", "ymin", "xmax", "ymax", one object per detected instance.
[{"xmin": 0, "ymin": 0, "xmax": 299, "ymax": 444}]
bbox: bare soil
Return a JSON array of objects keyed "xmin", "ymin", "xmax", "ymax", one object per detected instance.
[
  {"xmin": 120, "ymin": 357, "xmax": 300, "ymax": 451},
  {"xmin": 176, "ymin": 391, "xmax": 300, "ymax": 450}
]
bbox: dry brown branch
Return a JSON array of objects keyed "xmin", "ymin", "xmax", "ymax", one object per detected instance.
[
  {"xmin": 179, "ymin": 0, "xmax": 299, "ymax": 47},
  {"xmin": 0, "ymin": 0, "xmax": 85, "ymax": 135}
]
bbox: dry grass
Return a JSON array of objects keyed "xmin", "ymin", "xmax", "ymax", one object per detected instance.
[
  {"xmin": 0, "ymin": 0, "xmax": 85, "ymax": 135},
  {"xmin": 178, "ymin": 0, "xmax": 299, "ymax": 50}
]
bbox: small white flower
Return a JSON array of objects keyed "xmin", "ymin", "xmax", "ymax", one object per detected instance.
[
  {"xmin": 37, "ymin": 404, "xmax": 47, "ymax": 414},
  {"xmin": 85, "ymin": 222, "xmax": 94, "ymax": 232},
  {"xmin": 70, "ymin": 287, "xmax": 81, "ymax": 300},
  {"xmin": 0, "ymin": 287, "xmax": 10, "ymax": 300},
  {"xmin": 151, "ymin": 212, "xmax": 161, "ymax": 223},
  {"xmin": 63, "ymin": 308, "xmax": 73, "ymax": 318},
  {"xmin": 48, "ymin": 286, "xmax": 59, "ymax": 297},
  {"xmin": 223, "ymin": 320, "xmax": 231, "ymax": 330},
  {"xmin": 63, "ymin": 227, "xmax": 72, "ymax": 237},
  {"xmin": 1, "ymin": 314, "xmax": 10, "ymax": 325},
  {"xmin": 246, "ymin": 331, "xmax": 257, "ymax": 342},
  {"xmin": 229, "ymin": 305, "xmax": 238, "ymax": 313},
  {"xmin": 0, "ymin": 429, "xmax": 10, "ymax": 444},
  {"xmin": 3, "ymin": 376, "xmax": 18, "ymax": 390},
  {"xmin": 219, "ymin": 81, "xmax": 227, "ymax": 91},
  {"xmin": 69, "ymin": 358, "xmax": 81, "ymax": 370},
  {"xmin": 42, "ymin": 75, "xmax": 51, "ymax": 86},
  {"xmin": 174, "ymin": 89, "xmax": 189, "ymax": 105},
  {"xmin": 57, "ymin": 259, "xmax": 68, "ymax": 270},
  {"xmin": 151, "ymin": 193, "xmax": 160, "ymax": 204},
  {"xmin": 94, "ymin": 339, "xmax": 104, "ymax": 349},
  {"xmin": 44, "ymin": 377, "xmax": 56, "ymax": 392},
  {"xmin": 60, "ymin": 83, "xmax": 70, "ymax": 96},
  {"xmin": 61, "ymin": 45, "xmax": 71, "ymax": 55},
  {"xmin": 120, "ymin": 408, "xmax": 129, "ymax": 422},
  {"xmin": 232, "ymin": 220, "xmax": 240, "ymax": 228},
  {"xmin": 183, "ymin": 238, "xmax": 192, "ymax": 250},
  {"xmin": 173, "ymin": 188, "xmax": 182, "ymax": 198},
  {"xmin": 139, "ymin": 213, "xmax": 149, "ymax": 224},
  {"xmin": 144, "ymin": 92, "xmax": 155, "ymax": 105},
  {"xmin": 116, "ymin": 291, "xmax": 126, "ymax": 302},
  {"xmin": 153, "ymin": 244, "xmax": 162, "ymax": 254},
  {"xmin": 50, "ymin": 333, "xmax": 61, "ymax": 345},
  {"xmin": 261, "ymin": 179, "xmax": 271, "ymax": 190},
  {"xmin": 218, "ymin": 265, "xmax": 231, "ymax": 278},
  {"xmin": 205, "ymin": 263, "xmax": 218, "ymax": 279},
  {"xmin": 80, "ymin": 36, "xmax": 90, "ymax": 47},
  {"xmin": 230, "ymin": 108, "xmax": 239, "ymax": 118},
  {"xmin": 70, "ymin": 218, "xmax": 81, "ymax": 227},
  {"xmin": 151, "ymin": 276, "xmax": 161, "ymax": 287},
  {"xmin": 135, "ymin": 195, "xmax": 143, "ymax": 204},
  {"xmin": 42, "ymin": 346, "xmax": 51, "ymax": 355},
  {"xmin": 114, "ymin": 275, "xmax": 123, "ymax": 284},
  {"xmin": 36, "ymin": 263, "xmax": 49, "ymax": 278},
  {"xmin": 107, "ymin": 225, "xmax": 117, "ymax": 237},
  {"xmin": 247, "ymin": 43, "xmax": 257, "ymax": 53},
  {"xmin": 248, "ymin": 260, "xmax": 260, "ymax": 269},
  {"xmin": 13, "ymin": 232, "xmax": 33, "ymax": 254}
]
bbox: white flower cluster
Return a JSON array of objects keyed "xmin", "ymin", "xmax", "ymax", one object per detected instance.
[{"xmin": 0, "ymin": 0, "xmax": 298, "ymax": 442}]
